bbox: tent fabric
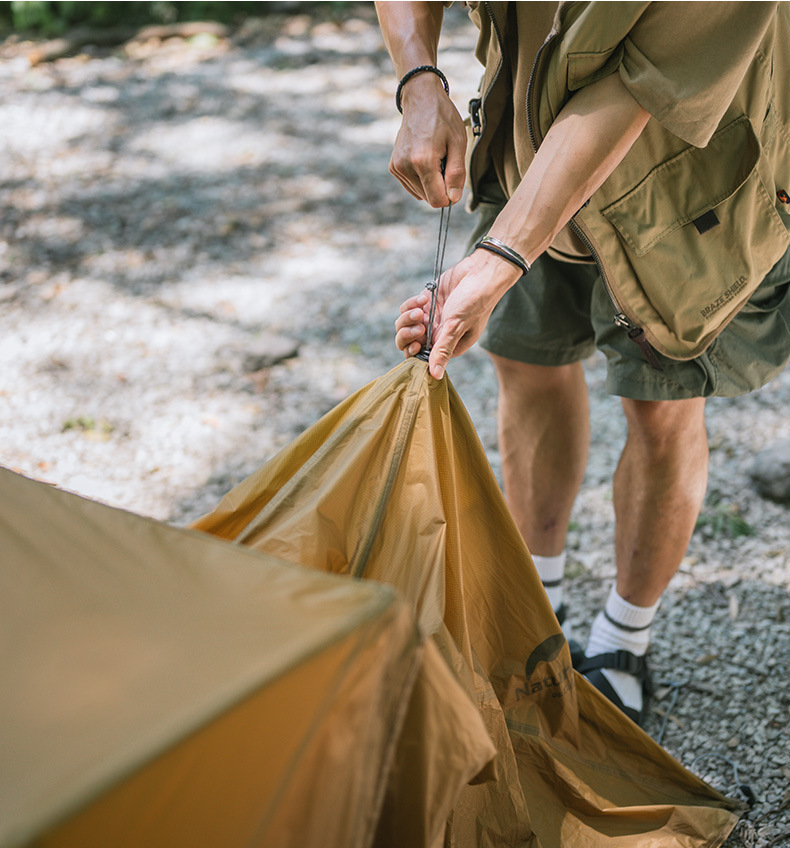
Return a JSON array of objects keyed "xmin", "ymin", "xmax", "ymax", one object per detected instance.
[
  {"xmin": 1, "ymin": 466, "xmax": 494, "ymax": 848},
  {"xmin": 194, "ymin": 357, "xmax": 743, "ymax": 848}
]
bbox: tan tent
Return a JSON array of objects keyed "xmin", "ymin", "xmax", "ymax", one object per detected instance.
[
  {"xmin": 195, "ymin": 357, "xmax": 743, "ymax": 848},
  {"xmin": 0, "ymin": 466, "xmax": 495, "ymax": 848}
]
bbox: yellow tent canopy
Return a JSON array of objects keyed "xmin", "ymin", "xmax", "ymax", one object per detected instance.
[
  {"xmin": 195, "ymin": 358, "xmax": 742, "ymax": 848},
  {"xmin": 0, "ymin": 465, "xmax": 494, "ymax": 848}
]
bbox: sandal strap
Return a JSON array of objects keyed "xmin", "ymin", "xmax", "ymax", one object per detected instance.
[
  {"xmin": 579, "ymin": 650, "xmax": 654, "ymax": 726},
  {"xmin": 577, "ymin": 649, "xmax": 647, "ymax": 678},
  {"xmin": 583, "ymin": 668, "xmax": 642, "ymax": 725}
]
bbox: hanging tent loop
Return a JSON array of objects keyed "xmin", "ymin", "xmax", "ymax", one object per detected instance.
[
  {"xmin": 416, "ymin": 200, "xmax": 452, "ymax": 361},
  {"xmin": 416, "ymin": 156, "xmax": 453, "ymax": 362}
]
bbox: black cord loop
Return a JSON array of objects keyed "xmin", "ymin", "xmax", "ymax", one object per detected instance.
[
  {"xmin": 396, "ymin": 65, "xmax": 449, "ymax": 114},
  {"xmin": 423, "ymin": 201, "xmax": 452, "ymax": 353}
]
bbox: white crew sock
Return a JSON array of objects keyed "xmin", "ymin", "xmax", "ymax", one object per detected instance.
[
  {"xmin": 585, "ymin": 587, "xmax": 660, "ymax": 711},
  {"xmin": 532, "ymin": 552, "xmax": 566, "ymax": 612},
  {"xmin": 533, "ymin": 552, "xmax": 574, "ymax": 640}
]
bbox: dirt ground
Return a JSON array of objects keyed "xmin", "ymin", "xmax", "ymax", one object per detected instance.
[{"xmin": 1, "ymin": 5, "xmax": 788, "ymax": 845}]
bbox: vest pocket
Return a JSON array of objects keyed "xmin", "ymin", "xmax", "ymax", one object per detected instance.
[{"xmin": 600, "ymin": 116, "xmax": 790, "ymax": 359}]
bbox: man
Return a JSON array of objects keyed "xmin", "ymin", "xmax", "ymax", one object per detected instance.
[{"xmin": 377, "ymin": 1, "xmax": 790, "ymax": 725}]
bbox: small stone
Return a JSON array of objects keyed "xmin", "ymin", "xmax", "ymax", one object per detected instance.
[
  {"xmin": 241, "ymin": 333, "xmax": 300, "ymax": 372},
  {"xmin": 728, "ymin": 592, "xmax": 740, "ymax": 620},
  {"xmin": 727, "ymin": 736, "xmax": 740, "ymax": 748},
  {"xmin": 750, "ymin": 439, "xmax": 790, "ymax": 501}
]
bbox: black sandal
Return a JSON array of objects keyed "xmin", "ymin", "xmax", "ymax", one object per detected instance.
[{"xmin": 577, "ymin": 650, "xmax": 652, "ymax": 726}]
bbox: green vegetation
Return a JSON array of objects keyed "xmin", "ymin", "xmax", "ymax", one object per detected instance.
[
  {"xmin": 0, "ymin": 2, "xmax": 269, "ymax": 36},
  {"xmin": 62, "ymin": 416, "xmax": 114, "ymax": 438},
  {"xmin": 695, "ymin": 498, "xmax": 756, "ymax": 539}
]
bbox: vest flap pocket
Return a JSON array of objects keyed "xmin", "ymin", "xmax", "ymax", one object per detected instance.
[
  {"xmin": 602, "ymin": 117, "xmax": 760, "ymax": 256},
  {"xmin": 586, "ymin": 112, "xmax": 790, "ymax": 359}
]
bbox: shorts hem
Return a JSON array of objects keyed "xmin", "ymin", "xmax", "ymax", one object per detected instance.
[
  {"xmin": 604, "ymin": 373, "xmax": 703, "ymax": 401},
  {"xmin": 479, "ymin": 335, "xmax": 596, "ymax": 367}
]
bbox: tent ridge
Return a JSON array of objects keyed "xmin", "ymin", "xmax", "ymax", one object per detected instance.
[{"xmin": 351, "ymin": 361, "xmax": 427, "ymax": 579}]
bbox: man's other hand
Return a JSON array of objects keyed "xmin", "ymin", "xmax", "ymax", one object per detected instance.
[{"xmin": 390, "ymin": 73, "xmax": 467, "ymax": 208}]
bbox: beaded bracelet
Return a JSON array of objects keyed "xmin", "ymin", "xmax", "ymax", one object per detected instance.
[
  {"xmin": 395, "ymin": 65, "xmax": 450, "ymax": 114},
  {"xmin": 474, "ymin": 236, "xmax": 531, "ymax": 276}
]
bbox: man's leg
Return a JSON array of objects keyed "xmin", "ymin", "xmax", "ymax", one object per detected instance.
[
  {"xmin": 583, "ymin": 397, "xmax": 708, "ymax": 723},
  {"xmin": 490, "ymin": 354, "xmax": 589, "ymax": 631},
  {"xmin": 615, "ymin": 397, "xmax": 708, "ymax": 604},
  {"xmin": 476, "ymin": 231, "xmax": 597, "ymax": 628},
  {"xmin": 490, "ymin": 354, "xmax": 590, "ymax": 557}
]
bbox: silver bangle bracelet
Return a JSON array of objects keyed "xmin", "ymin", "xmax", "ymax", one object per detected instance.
[{"xmin": 474, "ymin": 236, "xmax": 531, "ymax": 276}]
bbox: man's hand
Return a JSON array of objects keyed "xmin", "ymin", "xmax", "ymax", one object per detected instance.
[
  {"xmin": 390, "ymin": 73, "xmax": 467, "ymax": 207},
  {"xmin": 375, "ymin": 1, "xmax": 466, "ymax": 207},
  {"xmin": 395, "ymin": 251, "xmax": 523, "ymax": 379}
]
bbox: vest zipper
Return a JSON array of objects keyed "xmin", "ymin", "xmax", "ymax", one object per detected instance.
[
  {"xmin": 525, "ymin": 30, "xmax": 664, "ymax": 372},
  {"xmin": 525, "ymin": 29, "xmax": 556, "ymax": 155},
  {"xmin": 468, "ymin": 4, "xmax": 506, "ymax": 161},
  {"xmin": 568, "ymin": 220, "xmax": 664, "ymax": 372}
]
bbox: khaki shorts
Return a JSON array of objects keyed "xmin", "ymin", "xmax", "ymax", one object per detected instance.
[{"xmin": 475, "ymin": 199, "xmax": 790, "ymax": 400}]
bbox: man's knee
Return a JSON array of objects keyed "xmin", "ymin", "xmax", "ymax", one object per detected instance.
[
  {"xmin": 488, "ymin": 352, "xmax": 584, "ymax": 396},
  {"xmin": 621, "ymin": 397, "xmax": 707, "ymax": 450}
]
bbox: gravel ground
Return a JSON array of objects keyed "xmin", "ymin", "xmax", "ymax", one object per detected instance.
[{"xmin": 1, "ymin": 6, "xmax": 788, "ymax": 845}]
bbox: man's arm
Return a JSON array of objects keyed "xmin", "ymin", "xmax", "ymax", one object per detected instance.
[
  {"xmin": 375, "ymin": 1, "xmax": 466, "ymax": 207},
  {"xmin": 376, "ymin": 1, "xmax": 444, "ymax": 77},
  {"xmin": 487, "ymin": 71, "xmax": 649, "ymax": 264},
  {"xmin": 395, "ymin": 71, "xmax": 650, "ymax": 375}
]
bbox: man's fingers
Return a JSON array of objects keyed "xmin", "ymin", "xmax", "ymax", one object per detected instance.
[
  {"xmin": 394, "ymin": 293, "xmax": 431, "ymax": 354},
  {"xmin": 395, "ymin": 323, "xmax": 426, "ymax": 348},
  {"xmin": 389, "ymin": 161, "xmax": 425, "ymax": 201},
  {"xmin": 396, "ymin": 326, "xmax": 426, "ymax": 354},
  {"xmin": 422, "ymin": 169, "xmax": 452, "ymax": 208},
  {"xmin": 389, "ymin": 152, "xmax": 428, "ymax": 201},
  {"xmin": 427, "ymin": 321, "xmax": 460, "ymax": 380},
  {"xmin": 398, "ymin": 293, "xmax": 428, "ymax": 315},
  {"xmin": 443, "ymin": 146, "xmax": 466, "ymax": 205},
  {"xmin": 395, "ymin": 306, "xmax": 428, "ymax": 331},
  {"xmin": 398, "ymin": 148, "xmax": 451, "ymax": 208},
  {"xmin": 427, "ymin": 345, "xmax": 450, "ymax": 380},
  {"xmin": 395, "ymin": 307, "xmax": 427, "ymax": 352}
]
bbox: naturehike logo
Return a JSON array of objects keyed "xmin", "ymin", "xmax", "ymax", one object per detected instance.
[
  {"xmin": 524, "ymin": 633, "xmax": 565, "ymax": 677},
  {"xmin": 700, "ymin": 275, "xmax": 747, "ymax": 319},
  {"xmin": 515, "ymin": 633, "xmax": 573, "ymax": 700}
]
